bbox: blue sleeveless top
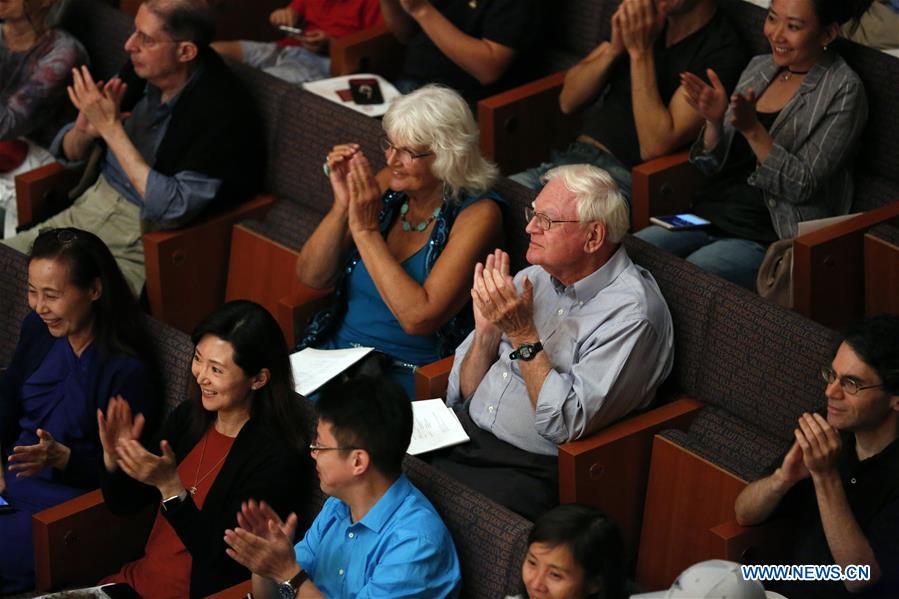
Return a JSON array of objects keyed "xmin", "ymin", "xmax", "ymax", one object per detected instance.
[{"xmin": 298, "ymin": 188, "xmax": 504, "ymax": 365}]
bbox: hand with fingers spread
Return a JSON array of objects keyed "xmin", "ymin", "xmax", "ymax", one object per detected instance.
[
  {"xmin": 326, "ymin": 143, "xmax": 361, "ymax": 211},
  {"xmin": 225, "ymin": 499, "xmax": 300, "ymax": 581},
  {"xmin": 471, "ymin": 249, "xmax": 537, "ymax": 343},
  {"xmin": 617, "ymin": 0, "xmax": 663, "ymax": 59},
  {"xmin": 680, "ymin": 69, "xmax": 729, "ymax": 125},
  {"xmin": 8, "ymin": 429, "xmax": 71, "ymax": 477},
  {"xmin": 98, "ymin": 395, "xmax": 146, "ymax": 473},
  {"xmin": 68, "ymin": 66, "xmax": 129, "ymax": 139},
  {"xmin": 346, "ymin": 152, "xmax": 383, "ymax": 235},
  {"xmin": 115, "ymin": 438, "xmax": 182, "ymax": 496},
  {"xmin": 795, "ymin": 412, "xmax": 842, "ymax": 477},
  {"xmin": 729, "ymin": 88, "xmax": 760, "ymax": 135}
]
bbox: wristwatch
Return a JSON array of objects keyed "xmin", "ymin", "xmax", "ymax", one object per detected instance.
[
  {"xmin": 161, "ymin": 490, "xmax": 189, "ymax": 512},
  {"xmin": 277, "ymin": 569, "xmax": 308, "ymax": 599},
  {"xmin": 509, "ymin": 341, "xmax": 543, "ymax": 361}
]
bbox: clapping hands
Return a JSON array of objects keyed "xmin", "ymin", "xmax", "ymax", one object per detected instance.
[
  {"xmin": 471, "ymin": 249, "xmax": 537, "ymax": 343},
  {"xmin": 68, "ymin": 66, "xmax": 129, "ymax": 139},
  {"xmin": 98, "ymin": 395, "xmax": 146, "ymax": 472},
  {"xmin": 225, "ymin": 499, "xmax": 301, "ymax": 581}
]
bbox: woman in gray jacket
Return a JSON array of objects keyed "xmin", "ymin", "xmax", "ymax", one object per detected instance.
[{"xmin": 637, "ymin": 0, "xmax": 871, "ymax": 290}]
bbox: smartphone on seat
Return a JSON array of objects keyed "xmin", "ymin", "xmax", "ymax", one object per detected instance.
[{"xmin": 649, "ymin": 213, "xmax": 712, "ymax": 230}]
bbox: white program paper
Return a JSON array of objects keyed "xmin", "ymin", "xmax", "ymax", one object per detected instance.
[
  {"xmin": 290, "ymin": 346, "xmax": 374, "ymax": 396},
  {"xmin": 408, "ymin": 399, "xmax": 470, "ymax": 456}
]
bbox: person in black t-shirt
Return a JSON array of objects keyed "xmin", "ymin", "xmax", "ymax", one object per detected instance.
[
  {"xmin": 379, "ymin": 0, "xmax": 541, "ymax": 104},
  {"xmin": 511, "ymin": 0, "xmax": 747, "ymax": 201},
  {"xmin": 735, "ymin": 315, "xmax": 899, "ymax": 599}
]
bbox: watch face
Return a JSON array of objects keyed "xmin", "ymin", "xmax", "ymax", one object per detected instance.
[
  {"xmin": 277, "ymin": 583, "xmax": 296, "ymax": 599},
  {"xmin": 519, "ymin": 345, "xmax": 534, "ymax": 359}
]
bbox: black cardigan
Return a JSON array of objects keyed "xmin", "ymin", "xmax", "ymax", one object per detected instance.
[
  {"xmin": 117, "ymin": 48, "xmax": 265, "ymax": 216},
  {"xmin": 101, "ymin": 401, "xmax": 312, "ymax": 598}
]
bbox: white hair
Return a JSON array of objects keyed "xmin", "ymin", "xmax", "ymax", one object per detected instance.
[
  {"xmin": 541, "ymin": 165, "xmax": 630, "ymax": 243},
  {"xmin": 382, "ymin": 85, "xmax": 498, "ymax": 201}
]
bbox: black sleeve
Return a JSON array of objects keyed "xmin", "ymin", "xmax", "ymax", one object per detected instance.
[
  {"xmin": 480, "ymin": 0, "xmax": 542, "ymax": 51},
  {"xmin": 1, "ymin": 314, "xmax": 49, "ymax": 455},
  {"xmin": 162, "ymin": 432, "xmax": 309, "ymax": 598}
]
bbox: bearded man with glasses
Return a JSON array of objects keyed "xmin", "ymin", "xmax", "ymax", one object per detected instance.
[
  {"xmin": 3, "ymin": 0, "xmax": 263, "ymax": 296},
  {"xmin": 735, "ymin": 314, "xmax": 899, "ymax": 597},
  {"xmin": 432, "ymin": 163, "xmax": 674, "ymax": 521}
]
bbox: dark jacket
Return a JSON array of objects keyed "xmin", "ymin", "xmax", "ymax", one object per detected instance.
[
  {"xmin": 117, "ymin": 47, "xmax": 265, "ymax": 215},
  {"xmin": 101, "ymin": 400, "xmax": 313, "ymax": 598}
]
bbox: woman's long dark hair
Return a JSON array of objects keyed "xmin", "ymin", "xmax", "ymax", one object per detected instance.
[
  {"xmin": 811, "ymin": 0, "xmax": 874, "ymax": 27},
  {"xmin": 187, "ymin": 300, "xmax": 307, "ymax": 452},
  {"xmin": 29, "ymin": 227, "xmax": 154, "ymax": 368}
]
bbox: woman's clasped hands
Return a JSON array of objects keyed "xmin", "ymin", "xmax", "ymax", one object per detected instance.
[{"xmin": 325, "ymin": 143, "xmax": 382, "ymax": 235}]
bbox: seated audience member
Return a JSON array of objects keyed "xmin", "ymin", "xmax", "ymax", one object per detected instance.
[
  {"xmin": 734, "ymin": 315, "xmax": 899, "ymax": 598},
  {"xmin": 379, "ymin": 0, "xmax": 542, "ymax": 104},
  {"xmin": 434, "ymin": 164, "xmax": 674, "ymax": 520},
  {"xmin": 211, "ymin": 0, "xmax": 382, "ymax": 84},
  {"xmin": 0, "ymin": 227, "xmax": 158, "ymax": 595},
  {"xmin": 511, "ymin": 0, "xmax": 747, "ymax": 200},
  {"xmin": 225, "ymin": 375, "xmax": 461, "ymax": 599},
  {"xmin": 96, "ymin": 300, "xmax": 311, "ymax": 598},
  {"xmin": 636, "ymin": 0, "xmax": 871, "ymax": 290},
  {"xmin": 507, "ymin": 504, "xmax": 626, "ymax": 599},
  {"xmin": 2, "ymin": 0, "xmax": 264, "ymax": 296},
  {"xmin": 630, "ymin": 560, "xmax": 785, "ymax": 598},
  {"xmin": 0, "ymin": 0, "xmax": 87, "ymax": 238},
  {"xmin": 295, "ymin": 85, "xmax": 504, "ymax": 398},
  {"xmin": 843, "ymin": 0, "xmax": 899, "ymax": 50}
]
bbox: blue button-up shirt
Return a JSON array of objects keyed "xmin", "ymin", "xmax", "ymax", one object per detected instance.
[
  {"xmin": 447, "ymin": 246, "xmax": 674, "ymax": 456},
  {"xmin": 50, "ymin": 70, "xmax": 221, "ymax": 228},
  {"xmin": 294, "ymin": 474, "xmax": 461, "ymax": 598}
]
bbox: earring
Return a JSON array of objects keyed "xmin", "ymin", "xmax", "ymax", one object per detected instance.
[{"xmin": 823, "ymin": 44, "xmax": 829, "ymax": 51}]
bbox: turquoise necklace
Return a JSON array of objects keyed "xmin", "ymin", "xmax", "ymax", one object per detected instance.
[{"xmin": 400, "ymin": 199, "xmax": 442, "ymax": 232}]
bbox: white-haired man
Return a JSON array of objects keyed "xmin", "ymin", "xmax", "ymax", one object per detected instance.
[{"xmin": 433, "ymin": 164, "xmax": 674, "ymax": 520}]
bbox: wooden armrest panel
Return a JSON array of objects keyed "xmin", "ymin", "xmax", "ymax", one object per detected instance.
[
  {"xmin": 14, "ymin": 162, "xmax": 81, "ymax": 229},
  {"xmin": 478, "ymin": 71, "xmax": 582, "ymax": 176},
  {"xmin": 275, "ymin": 285, "xmax": 335, "ymax": 348},
  {"xmin": 207, "ymin": 579, "xmax": 253, "ymax": 598},
  {"xmin": 329, "ymin": 24, "xmax": 404, "ymax": 78},
  {"xmin": 793, "ymin": 199, "xmax": 899, "ymax": 329},
  {"xmin": 143, "ymin": 194, "xmax": 275, "ymax": 334},
  {"xmin": 413, "ymin": 355, "xmax": 455, "ymax": 400},
  {"xmin": 558, "ymin": 397, "xmax": 704, "ymax": 557},
  {"xmin": 631, "ymin": 152, "xmax": 702, "ymax": 231},
  {"xmin": 864, "ymin": 227, "xmax": 899, "ymax": 316},
  {"xmin": 708, "ymin": 518, "xmax": 795, "ymax": 566},
  {"xmin": 32, "ymin": 489, "xmax": 156, "ymax": 592}
]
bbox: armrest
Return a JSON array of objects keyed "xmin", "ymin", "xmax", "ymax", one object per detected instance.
[
  {"xmin": 414, "ymin": 355, "xmax": 455, "ymax": 400},
  {"xmin": 707, "ymin": 517, "xmax": 795, "ymax": 566},
  {"xmin": 329, "ymin": 24, "xmax": 404, "ymax": 78},
  {"xmin": 14, "ymin": 162, "xmax": 81, "ymax": 229},
  {"xmin": 143, "ymin": 194, "xmax": 276, "ymax": 334},
  {"xmin": 477, "ymin": 70, "xmax": 582, "ymax": 176},
  {"xmin": 206, "ymin": 579, "xmax": 253, "ymax": 598},
  {"xmin": 274, "ymin": 285, "xmax": 335, "ymax": 348},
  {"xmin": 630, "ymin": 151, "xmax": 702, "ymax": 231},
  {"xmin": 558, "ymin": 397, "xmax": 704, "ymax": 556},
  {"xmin": 32, "ymin": 489, "xmax": 156, "ymax": 592},
  {"xmin": 793, "ymin": 199, "xmax": 899, "ymax": 329}
]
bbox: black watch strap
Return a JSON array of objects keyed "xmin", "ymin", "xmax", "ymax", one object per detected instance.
[
  {"xmin": 509, "ymin": 341, "xmax": 543, "ymax": 361},
  {"xmin": 277, "ymin": 569, "xmax": 308, "ymax": 599},
  {"xmin": 161, "ymin": 490, "xmax": 189, "ymax": 512}
]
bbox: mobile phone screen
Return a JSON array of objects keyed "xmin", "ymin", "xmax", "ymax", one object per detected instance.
[
  {"xmin": 650, "ymin": 213, "xmax": 712, "ymax": 229},
  {"xmin": 0, "ymin": 495, "xmax": 13, "ymax": 513}
]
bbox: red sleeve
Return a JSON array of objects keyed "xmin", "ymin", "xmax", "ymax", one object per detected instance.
[
  {"xmin": 288, "ymin": 0, "xmax": 306, "ymax": 19},
  {"xmin": 362, "ymin": 0, "xmax": 383, "ymax": 27}
]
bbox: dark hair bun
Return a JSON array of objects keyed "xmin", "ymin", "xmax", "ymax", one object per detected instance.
[{"xmin": 814, "ymin": 0, "xmax": 874, "ymax": 26}]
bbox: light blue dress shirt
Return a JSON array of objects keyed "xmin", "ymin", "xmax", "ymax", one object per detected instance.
[
  {"xmin": 294, "ymin": 474, "xmax": 461, "ymax": 598},
  {"xmin": 446, "ymin": 246, "xmax": 674, "ymax": 456},
  {"xmin": 49, "ymin": 70, "xmax": 221, "ymax": 228}
]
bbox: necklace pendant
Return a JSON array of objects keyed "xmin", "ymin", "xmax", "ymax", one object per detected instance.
[
  {"xmin": 468, "ymin": 0, "xmax": 477, "ymax": 7},
  {"xmin": 189, "ymin": 486, "xmax": 197, "ymax": 495}
]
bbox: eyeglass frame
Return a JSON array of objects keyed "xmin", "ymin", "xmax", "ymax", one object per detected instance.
[
  {"xmin": 379, "ymin": 136, "xmax": 434, "ymax": 165},
  {"xmin": 820, "ymin": 366, "xmax": 885, "ymax": 395},
  {"xmin": 309, "ymin": 443, "xmax": 359, "ymax": 454},
  {"xmin": 524, "ymin": 206, "xmax": 581, "ymax": 231},
  {"xmin": 128, "ymin": 28, "xmax": 185, "ymax": 50}
]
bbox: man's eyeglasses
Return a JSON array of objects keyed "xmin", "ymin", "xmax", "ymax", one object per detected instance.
[
  {"xmin": 524, "ymin": 206, "xmax": 580, "ymax": 231},
  {"xmin": 820, "ymin": 366, "xmax": 885, "ymax": 395},
  {"xmin": 129, "ymin": 29, "xmax": 182, "ymax": 50},
  {"xmin": 309, "ymin": 443, "xmax": 358, "ymax": 454},
  {"xmin": 380, "ymin": 136, "xmax": 433, "ymax": 165}
]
